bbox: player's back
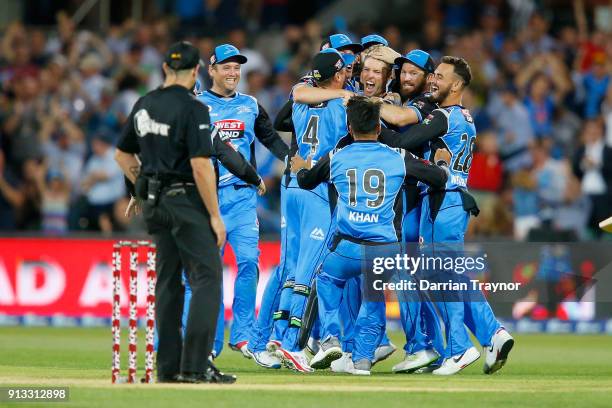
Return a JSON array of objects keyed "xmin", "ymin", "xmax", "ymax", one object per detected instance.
[
  {"xmin": 292, "ymin": 98, "xmax": 347, "ymax": 165},
  {"xmin": 427, "ymin": 105, "xmax": 476, "ymax": 190},
  {"xmin": 330, "ymin": 141, "xmax": 406, "ymax": 242}
]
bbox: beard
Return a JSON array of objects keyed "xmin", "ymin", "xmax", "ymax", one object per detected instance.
[
  {"xmin": 400, "ymin": 79, "xmax": 426, "ymax": 100},
  {"xmin": 432, "ymin": 84, "xmax": 451, "ymax": 103}
]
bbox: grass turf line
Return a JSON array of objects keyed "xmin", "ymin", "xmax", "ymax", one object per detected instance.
[{"xmin": 0, "ymin": 327, "xmax": 611, "ymax": 407}]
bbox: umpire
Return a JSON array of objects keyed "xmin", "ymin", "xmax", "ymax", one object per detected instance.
[{"xmin": 115, "ymin": 41, "xmax": 235, "ymax": 384}]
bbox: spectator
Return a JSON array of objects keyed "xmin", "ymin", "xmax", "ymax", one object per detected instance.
[
  {"xmin": 600, "ymin": 82, "xmax": 612, "ymax": 146},
  {"xmin": 79, "ymin": 53, "xmax": 110, "ymax": 107},
  {"xmin": 510, "ymin": 142, "xmax": 567, "ymax": 240},
  {"xmin": 17, "ymin": 158, "xmax": 44, "ymax": 230},
  {"xmin": 572, "ymin": 119, "xmax": 612, "ymax": 237},
  {"xmin": 2, "ymin": 75, "xmax": 43, "ymax": 167},
  {"xmin": 36, "ymin": 166, "xmax": 70, "ymax": 235},
  {"xmin": 582, "ymin": 53, "xmax": 610, "ymax": 119},
  {"xmin": 39, "ymin": 102, "xmax": 85, "ymax": 197},
  {"xmin": 80, "ymin": 130, "xmax": 125, "ymax": 233},
  {"xmin": 0, "ymin": 149, "xmax": 22, "ymax": 230},
  {"xmin": 487, "ymin": 82, "xmax": 534, "ymax": 172},
  {"xmin": 467, "ymin": 131, "xmax": 512, "ymax": 237}
]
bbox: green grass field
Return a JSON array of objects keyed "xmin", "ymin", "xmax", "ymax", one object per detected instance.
[{"xmin": 0, "ymin": 328, "xmax": 611, "ymax": 407}]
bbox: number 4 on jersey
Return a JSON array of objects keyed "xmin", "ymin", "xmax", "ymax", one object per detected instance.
[{"xmin": 302, "ymin": 115, "xmax": 319, "ymax": 156}]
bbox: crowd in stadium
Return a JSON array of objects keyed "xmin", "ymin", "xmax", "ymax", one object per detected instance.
[{"xmin": 0, "ymin": 0, "xmax": 611, "ymax": 240}]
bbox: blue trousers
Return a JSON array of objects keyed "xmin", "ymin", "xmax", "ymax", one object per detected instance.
[
  {"xmin": 420, "ymin": 191, "xmax": 500, "ymax": 358},
  {"xmin": 399, "ymin": 195, "xmax": 444, "ymax": 356},
  {"xmin": 281, "ymin": 177, "xmax": 332, "ymax": 352},
  {"xmin": 248, "ymin": 178, "xmax": 295, "ymax": 353},
  {"xmin": 337, "ymin": 276, "xmax": 392, "ymax": 353},
  {"xmin": 317, "ymin": 239, "xmax": 393, "ymax": 362}
]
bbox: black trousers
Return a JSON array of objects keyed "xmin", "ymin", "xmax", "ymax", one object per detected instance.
[{"xmin": 143, "ymin": 186, "xmax": 222, "ymax": 377}]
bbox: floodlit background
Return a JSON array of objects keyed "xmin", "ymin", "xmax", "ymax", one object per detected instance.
[{"xmin": 0, "ymin": 0, "xmax": 611, "ymax": 329}]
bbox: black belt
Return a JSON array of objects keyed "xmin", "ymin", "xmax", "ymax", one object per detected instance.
[
  {"xmin": 233, "ymin": 184, "xmax": 252, "ymax": 190},
  {"xmin": 168, "ymin": 182, "xmax": 195, "ymax": 188},
  {"xmin": 162, "ymin": 182, "xmax": 195, "ymax": 197},
  {"xmin": 333, "ymin": 233, "xmax": 398, "ymax": 247}
]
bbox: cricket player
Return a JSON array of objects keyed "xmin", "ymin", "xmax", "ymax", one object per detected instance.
[
  {"xmin": 376, "ymin": 50, "xmax": 447, "ymax": 373},
  {"xmin": 269, "ymin": 48, "xmax": 355, "ymax": 373},
  {"xmin": 291, "ymin": 95, "xmax": 450, "ymax": 375},
  {"xmin": 290, "ymin": 45, "xmax": 408, "ymax": 371},
  {"xmin": 381, "ymin": 56, "xmax": 514, "ymax": 375},
  {"xmin": 249, "ymin": 36, "xmax": 366, "ymax": 369},
  {"xmin": 182, "ymin": 44, "xmax": 289, "ymax": 359}
]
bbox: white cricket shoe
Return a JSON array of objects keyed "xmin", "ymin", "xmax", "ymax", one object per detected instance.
[
  {"xmin": 413, "ymin": 365, "xmax": 439, "ymax": 374},
  {"xmin": 331, "ymin": 352, "xmax": 351, "ymax": 373},
  {"xmin": 392, "ymin": 349, "xmax": 440, "ymax": 373},
  {"xmin": 346, "ymin": 358, "xmax": 371, "ymax": 376},
  {"xmin": 373, "ymin": 342, "xmax": 397, "ymax": 365},
  {"xmin": 432, "ymin": 347, "xmax": 480, "ymax": 376},
  {"xmin": 483, "ymin": 328, "xmax": 514, "ymax": 374},
  {"xmin": 229, "ymin": 341, "xmax": 253, "ymax": 359},
  {"xmin": 306, "ymin": 337, "xmax": 320, "ymax": 355},
  {"xmin": 266, "ymin": 340, "xmax": 281, "ymax": 353},
  {"xmin": 276, "ymin": 348, "xmax": 314, "ymax": 373},
  {"xmin": 310, "ymin": 337, "xmax": 342, "ymax": 369},
  {"xmin": 252, "ymin": 350, "xmax": 281, "ymax": 369}
]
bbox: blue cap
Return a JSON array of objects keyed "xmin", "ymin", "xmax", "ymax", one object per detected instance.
[
  {"xmin": 210, "ymin": 44, "xmax": 247, "ymax": 65},
  {"xmin": 361, "ymin": 34, "xmax": 388, "ymax": 49},
  {"xmin": 395, "ymin": 49, "xmax": 435, "ymax": 74},
  {"xmin": 320, "ymin": 34, "xmax": 363, "ymax": 54}
]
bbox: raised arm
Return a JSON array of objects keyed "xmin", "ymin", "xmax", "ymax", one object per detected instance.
[
  {"xmin": 292, "ymin": 83, "xmax": 353, "ymax": 105},
  {"xmin": 379, "ymin": 109, "xmax": 449, "ymax": 150},
  {"xmin": 379, "ymin": 103, "xmax": 420, "ymax": 127}
]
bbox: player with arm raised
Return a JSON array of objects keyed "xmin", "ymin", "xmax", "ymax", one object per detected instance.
[
  {"xmin": 291, "ymin": 96, "xmax": 450, "ymax": 375},
  {"xmin": 370, "ymin": 50, "xmax": 447, "ymax": 374},
  {"xmin": 271, "ymin": 49, "xmax": 355, "ymax": 372},
  {"xmin": 381, "ymin": 57, "xmax": 514, "ymax": 375},
  {"xmin": 247, "ymin": 36, "xmax": 360, "ymax": 365}
]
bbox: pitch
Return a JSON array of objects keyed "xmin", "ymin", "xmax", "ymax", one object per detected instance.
[{"xmin": 0, "ymin": 327, "xmax": 611, "ymax": 407}]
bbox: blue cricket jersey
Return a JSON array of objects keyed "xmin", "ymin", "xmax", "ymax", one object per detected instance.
[
  {"xmin": 423, "ymin": 106, "xmax": 477, "ymax": 190},
  {"xmin": 292, "ymin": 98, "xmax": 347, "ymax": 166},
  {"xmin": 330, "ymin": 141, "xmax": 406, "ymax": 242},
  {"xmin": 198, "ymin": 90, "xmax": 259, "ymax": 187}
]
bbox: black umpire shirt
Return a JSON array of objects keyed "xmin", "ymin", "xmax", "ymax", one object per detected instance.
[{"xmin": 118, "ymin": 85, "xmax": 213, "ymax": 180}]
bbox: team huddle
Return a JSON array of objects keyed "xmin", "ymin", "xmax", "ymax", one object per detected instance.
[{"xmin": 184, "ymin": 34, "xmax": 515, "ymax": 376}]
